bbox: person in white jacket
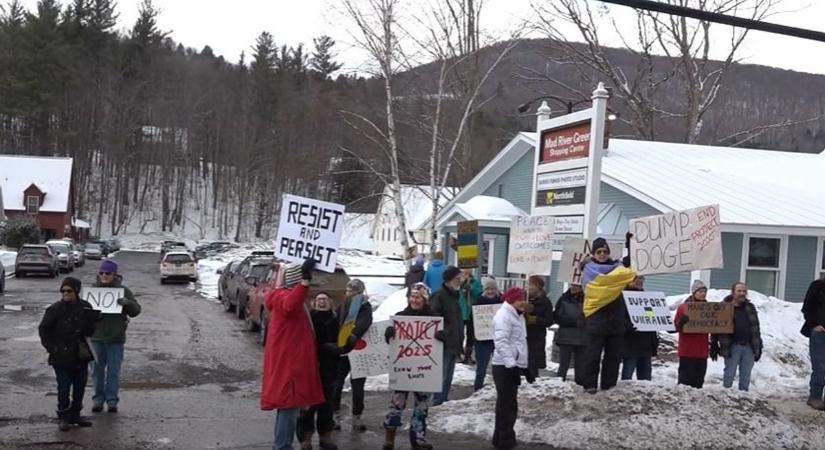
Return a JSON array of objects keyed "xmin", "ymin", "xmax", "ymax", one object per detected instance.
[{"xmin": 491, "ymin": 287, "xmax": 532, "ymax": 450}]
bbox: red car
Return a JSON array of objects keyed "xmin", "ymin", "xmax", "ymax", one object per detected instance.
[{"xmin": 245, "ymin": 263, "xmax": 350, "ymax": 346}]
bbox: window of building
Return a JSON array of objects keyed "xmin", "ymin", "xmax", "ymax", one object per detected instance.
[
  {"xmin": 26, "ymin": 195, "xmax": 39, "ymax": 214},
  {"xmin": 817, "ymin": 238, "xmax": 825, "ymax": 280},
  {"xmin": 742, "ymin": 235, "xmax": 784, "ymax": 297},
  {"xmin": 393, "ymin": 229, "xmax": 397, "ymax": 242}
]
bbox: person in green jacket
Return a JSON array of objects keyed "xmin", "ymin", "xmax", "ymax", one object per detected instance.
[
  {"xmin": 458, "ymin": 269, "xmax": 483, "ymax": 365},
  {"xmin": 90, "ymin": 259, "xmax": 141, "ymax": 413}
]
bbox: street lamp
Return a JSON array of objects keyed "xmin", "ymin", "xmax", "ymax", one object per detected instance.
[{"xmin": 517, "ymin": 95, "xmax": 619, "ymax": 121}]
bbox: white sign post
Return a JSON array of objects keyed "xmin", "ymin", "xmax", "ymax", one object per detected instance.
[
  {"xmin": 472, "ymin": 304, "xmax": 502, "ymax": 341},
  {"xmin": 348, "ymin": 320, "xmax": 391, "ymax": 379},
  {"xmin": 623, "ymin": 291, "xmax": 675, "ymax": 332},
  {"xmin": 82, "ymin": 287, "xmax": 124, "ymax": 314},
  {"xmin": 507, "ymin": 215, "xmax": 555, "ymax": 276},
  {"xmin": 630, "ymin": 204, "xmax": 723, "ymax": 276},
  {"xmin": 274, "ymin": 194, "xmax": 346, "ymax": 273},
  {"xmin": 388, "ymin": 316, "xmax": 444, "ymax": 393}
]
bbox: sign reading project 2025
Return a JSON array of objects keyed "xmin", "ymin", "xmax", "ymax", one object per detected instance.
[{"xmin": 275, "ymin": 194, "xmax": 345, "ymax": 273}]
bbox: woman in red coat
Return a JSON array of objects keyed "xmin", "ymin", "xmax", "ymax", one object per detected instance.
[
  {"xmin": 674, "ymin": 280, "xmax": 711, "ymax": 389},
  {"xmin": 261, "ymin": 258, "xmax": 324, "ymax": 450}
]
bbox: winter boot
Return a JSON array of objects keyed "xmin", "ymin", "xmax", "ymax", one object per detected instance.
[
  {"xmin": 298, "ymin": 431, "xmax": 313, "ymax": 450},
  {"xmin": 69, "ymin": 410, "xmax": 92, "ymax": 427},
  {"xmin": 91, "ymin": 403, "xmax": 103, "ymax": 413},
  {"xmin": 382, "ymin": 427, "xmax": 397, "ymax": 450},
  {"xmin": 333, "ymin": 411, "xmax": 342, "ymax": 431},
  {"xmin": 351, "ymin": 415, "xmax": 367, "ymax": 432},
  {"xmin": 463, "ymin": 346, "xmax": 475, "ymax": 365},
  {"xmin": 412, "ymin": 441, "xmax": 434, "ymax": 450},
  {"xmin": 56, "ymin": 409, "xmax": 71, "ymax": 432},
  {"xmin": 318, "ymin": 431, "xmax": 338, "ymax": 450}
]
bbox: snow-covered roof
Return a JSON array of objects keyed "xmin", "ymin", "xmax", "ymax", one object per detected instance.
[
  {"xmin": 72, "ymin": 217, "xmax": 91, "ymax": 229},
  {"xmin": 0, "ymin": 155, "xmax": 73, "ymax": 213},
  {"xmin": 437, "ymin": 195, "xmax": 527, "ymax": 228}
]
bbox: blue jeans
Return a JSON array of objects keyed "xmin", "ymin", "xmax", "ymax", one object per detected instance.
[
  {"xmin": 432, "ymin": 352, "xmax": 458, "ymax": 405},
  {"xmin": 474, "ymin": 341, "xmax": 494, "ymax": 391},
  {"xmin": 621, "ymin": 357, "xmax": 652, "ymax": 381},
  {"xmin": 273, "ymin": 408, "xmax": 300, "ymax": 450},
  {"xmin": 90, "ymin": 341, "xmax": 124, "ymax": 407},
  {"xmin": 809, "ymin": 331, "xmax": 825, "ymax": 400},
  {"xmin": 723, "ymin": 344, "xmax": 754, "ymax": 391}
]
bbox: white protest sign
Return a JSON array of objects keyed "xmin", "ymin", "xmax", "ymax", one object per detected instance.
[
  {"xmin": 275, "ymin": 194, "xmax": 346, "ymax": 273},
  {"xmin": 82, "ymin": 287, "xmax": 124, "ymax": 314},
  {"xmin": 507, "ymin": 215, "xmax": 555, "ymax": 276},
  {"xmin": 623, "ymin": 291, "xmax": 675, "ymax": 332},
  {"xmin": 630, "ymin": 204, "xmax": 723, "ymax": 276},
  {"xmin": 389, "ymin": 315, "xmax": 444, "ymax": 393},
  {"xmin": 348, "ymin": 320, "xmax": 391, "ymax": 379},
  {"xmin": 556, "ymin": 237, "xmax": 590, "ymax": 285},
  {"xmin": 472, "ymin": 303, "xmax": 502, "ymax": 341}
]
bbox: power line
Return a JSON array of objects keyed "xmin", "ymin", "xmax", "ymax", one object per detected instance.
[{"xmin": 597, "ymin": 0, "xmax": 825, "ymax": 43}]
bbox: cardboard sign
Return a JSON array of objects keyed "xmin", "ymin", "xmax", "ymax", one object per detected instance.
[
  {"xmin": 388, "ymin": 315, "xmax": 444, "ymax": 393},
  {"xmin": 623, "ymin": 291, "xmax": 675, "ymax": 332},
  {"xmin": 348, "ymin": 320, "xmax": 391, "ymax": 378},
  {"xmin": 683, "ymin": 302, "xmax": 734, "ymax": 334},
  {"xmin": 472, "ymin": 303, "xmax": 502, "ymax": 341},
  {"xmin": 275, "ymin": 194, "xmax": 345, "ymax": 273},
  {"xmin": 630, "ymin": 204, "xmax": 723, "ymax": 276},
  {"xmin": 82, "ymin": 287, "xmax": 124, "ymax": 314},
  {"xmin": 507, "ymin": 215, "xmax": 555, "ymax": 276},
  {"xmin": 457, "ymin": 220, "xmax": 480, "ymax": 269},
  {"xmin": 557, "ymin": 237, "xmax": 590, "ymax": 285}
]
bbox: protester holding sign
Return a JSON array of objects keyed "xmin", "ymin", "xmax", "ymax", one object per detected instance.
[
  {"xmin": 89, "ymin": 260, "xmax": 141, "ymax": 413},
  {"xmin": 673, "ymin": 280, "xmax": 711, "ymax": 389},
  {"xmin": 38, "ymin": 277, "xmax": 100, "ymax": 431},
  {"xmin": 381, "ymin": 283, "xmax": 436, "ymax": 450},
  {"xmin": 430, "ymin": 266, "xmax": 464, "ymax": 406},
  {"xmin": 491, "ymin": 287, "xmax": 532, "ymax": 450},
  {"xmin": 711, "ymin": 282, "xmax": 763, "ymax": 392},
  {"xmin": 525, "ymin": 275, "xmax": 554, "ymax": 379},
  {"xmin": 553, "ymin": 283, "xmax": 587, "ymax": 384},
  {"xmin": 473, "ymin": 277, "xmax": 502, "ymax": 391},
  {"xmin": 459, "ymin": 269, "xmax": 483, "ymax": 365},
  {"xmin": 620, "ymin": 277, "xmax": 659, "ymax": 381}
]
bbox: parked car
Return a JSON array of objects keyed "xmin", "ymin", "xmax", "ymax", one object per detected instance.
[
  {"xmin": 84, "ymin": 242, "xmax": 105, "ymax": 260},
  {"xmin": 245, "ymin": 263, "xmax": 350, "ymax": 346},
  {"xmin": 87, "ymin": 240, "xmax": 112, "ymax": 257},
  {"xmin": 15, "ymin": 244, "xmax": 58, "ymax": 278},
  {"xmin": 217, "ymin": 260, "xmax": 242, "ymax": 308},
  {"xmin": 62, "ymin": 239, "xmax": 85, "ymax": 267},
  {"xmin": 160, "ymin": 240, "xmax": 188, "ymax": 258},
  {"xmin": 107, "ymin": 237, "xmax": 121, "ymax": 252},
  {"xmin": 160, "ymin": 251, "xmax": 198, "ymax": 284},
  {"xmin": 224, "ymin": 256, "xmax": 274, "ymax": 320},
  {"xmin": 45, "ymin": 240, "xmax": 74, "ymax": 273}
]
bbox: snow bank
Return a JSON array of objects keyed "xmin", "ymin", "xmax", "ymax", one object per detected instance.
[{"xmin": 374, "ymin": 289, "xmax": 409, "ymax": 322}]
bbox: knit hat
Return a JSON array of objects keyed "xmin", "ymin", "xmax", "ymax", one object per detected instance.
[
  {"xmin": 528, "ymin": 275, "xmax": 545, "ymax": 290},
  {"xmin": 501, "ymin": 287, "xmax": 526, "ymax": 304},
  {"xmin": 691, "ymin": 279, "xmax": 707, "ymax": 294},
  {"xmin": 482, "ymin": 277, "xmax": 497, "ymax": 291},
  {"xmin": 442, "ymin": 266, "xmax": 461, "ymax": 283},
  {"xmin": 410, "ymin": 282, "xmax": 431, "ymax": 297},
  {"xmin": 100, "ymin": 259, "xmax": 118, "ymax": 274},
  {"xmin": 413, "ymin": 254, "xmax": 424, "ymax": 268},
  {"xmin": 346, "ymin": 278, "xmax": 366, "ymax": 295},
  {"xmin": 591, "ymin": 237, "xmax": 610, "ymax": 254},
  {"xmin": 283, "ymin": 262, "xmax": 303, "ymax": 288},
  {"xmin": 60, "ymin": 276, "xmax": 82, "ymax": 294}
]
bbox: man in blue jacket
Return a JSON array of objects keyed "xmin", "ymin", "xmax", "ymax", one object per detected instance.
[{"xmin": 423, "ymin": 251, "xmax": 445, "ymax": 294}]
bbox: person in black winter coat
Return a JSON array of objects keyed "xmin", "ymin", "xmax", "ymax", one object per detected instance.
[
  {"xmin": 38, "ymin": 277, "xmax": 100, "ymax": 431},
  {"xmin": 553, "ymin": 284, "xmax": 587, "ymax": 384},
  {"xmin": 524, "ymin": 275, "xmax": 553, "ymax": 379},
  {"xmin": 802, "ymin": 276, "xmax": 825, "ymax": 410},
  {"xmin": 620, "ymin": 277, "xmax": 658, "ymax": 380},
  {"xmin": 430, "ymin": 265, "xmax": 464, "ymax": 406},
  {"xmin": 298, "ymin": 292, "xmax": 342, "ymax": 450},
  {"xmin": 405, "ymin": 255, "xmax": 426, "ymax": 297}
]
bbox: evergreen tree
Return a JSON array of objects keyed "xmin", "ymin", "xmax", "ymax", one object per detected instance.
[{"xmin": 310, "ymin": 35, "xmax": 342, "ymax": 79}]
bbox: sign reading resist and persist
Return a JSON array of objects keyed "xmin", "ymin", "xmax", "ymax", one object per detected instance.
[
  {"xmin": 507, "ymin": 215, "xmax": 555, "ymax": 276},
  {"xmin": 82, "ymin": 287, "xmax": 124, "ymax": 314},
  {"xmin": 275, "ymin": 194, "xmax": 345, "ymax": 273},
  {"xmin": 623, "ymin": 291, "xmax": 675, "ymax": 332},
  {"xmin": 389, "ymin": 316, "xmax": 444, "ymax": 393},
  {"xmin": 630, "ymin": 204, "xmax": 723, "ymax": 276},
  {"xmin": 472, "ymin": 304, "xmax": 502, "ymax": 341},
  {"xmin": 348, "ymin": 320, "xmax": 391, "ymax": 379},
  {"xmin": 683, "ymin": 302, "xmax": 734, "ymax": 334}
]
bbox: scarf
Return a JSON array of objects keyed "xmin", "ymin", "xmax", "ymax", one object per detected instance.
[{"xmin": 337, "ymin": 294, "xmax": 365, "ymax": 347}]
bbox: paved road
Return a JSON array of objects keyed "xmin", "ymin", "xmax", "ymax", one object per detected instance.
[{"xmin": 0, "ymin": 251, "xmax": 547, "ymax": 450}]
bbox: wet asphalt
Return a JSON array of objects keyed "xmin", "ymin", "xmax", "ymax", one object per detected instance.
[{"xmin": 0, "ymin": 251, "xmax": 550, "ymax": 450}]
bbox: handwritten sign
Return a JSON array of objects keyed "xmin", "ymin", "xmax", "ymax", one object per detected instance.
[
  {"xmin": 472, "ymin": 303, "xmax": 502, "ymax": 341},
  {"xmin": 557, "ymin": 237, "xmax": 590, "ymax": 285},
  {"xmin": 82, "ymin": 287, "xmax": 124, "ymax": 314},
  {"xmin": 457, "ymin": 220, "xmax": 480, "ymax": 269},
  {"xmin": 275, "ymin": 194, "xmax": 345, "ymax": 273},
  {"xmin": 683, "ymin": 302, "xmax": 734, "ymax": 334},
  {"xmin": 630, "ymin": 204, "xmax": 723, "ymax": 276},
  {"xmin": 389, "ymin": 315, "xmax": 444, "ymax": 393},
  {"xmin": 348, "ymin": 321, "xmax": 391, "ymax": 378},
  {"xmin": 507, "ymin": 215, "xmax": 555, "ymax": 276},
  {"xmin": 623, "ymin": 291, "xmax": 675, "ymax": 332}
]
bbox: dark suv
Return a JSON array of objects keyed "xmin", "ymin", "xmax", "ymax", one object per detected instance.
[
  {"xmin": 224, "ymin": 256, "xmax": 274, "ymax": 319},
  {"xmin": 15, "ymin": 245, "xmax": 58, "ymax": 278}
]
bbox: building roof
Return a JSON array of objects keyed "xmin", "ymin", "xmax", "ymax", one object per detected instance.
[
  {"xmin": 374, "ymin": 184, "xmax": 458, "ymax": 235},
  {"xmin": 0, "ymin": 155, "xmax": 73, "ymax": 213},
  {"xmin": 436, "ymin": 195, "xmax": 527, "ymax": 228}
]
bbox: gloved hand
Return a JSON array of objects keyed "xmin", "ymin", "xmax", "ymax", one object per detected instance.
[
  {"xmin": 754, "ymin": 352, "xmax": 761, "ymax": 362},
  {"xmin": 434, "ymin": 330, "xmax": 445, "ymax": 342},
  {"xmin": 117, "ymin": 297, "xmax": 129, "ymax": 306},
  {"xmin": 625, "ymin": 232, "xmax": 634, "ymax": 246},
  {"xmin": 384, "ymin": 326, "xmax": 396, "ymax": 344},
  {"xmin": 342, "ymin": 334, "xmax": 358, "ymax": 353},
  {"xmin": 678, "ymin": 315, "xmax": 690, "ymax": 327},
  {"xmin": 520, "ymin": 368, "xmax": 536, "ymax": 384},
  {"xmin": 321, "ymin": 342, "xmax": 341, "ymax": 356},
  {"xmin": 301, "ymin": 258, "xmax": 316, "ymax": 281}
]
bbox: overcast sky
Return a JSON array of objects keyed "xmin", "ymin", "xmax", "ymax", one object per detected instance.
[{"xmin": 15, "ymin": 0, "xmax": 825, "ymax": 75}]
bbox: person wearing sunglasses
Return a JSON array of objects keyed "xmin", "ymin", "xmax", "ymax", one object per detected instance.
[
  {"xmin": 38, "ymin": 277, "xmax": 100, "ymax": 431},
  {"xmin": 89, "ymin": 259, "xmax": 141, "ymax": 413}
]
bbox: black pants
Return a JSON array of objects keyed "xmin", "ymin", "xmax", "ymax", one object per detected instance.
[
  {"xmin": 54, "ymin": 366, "xmax": 88, "ymax": 412},
  {"xmin": 678, "ymin": 357, "xmax": 708, "ymax": 389},
  {"xmin": 582, "ymin": 333, "xmax": 622, "ymax": 390},
  {"xmin": 557, "ymin": 344, "xmax": 586, "ymax": 385},
  {"xmin": 464, "ymin": 320, "xmax": 475, "ymax": 357},
  {"xmin": 332, "ymin": 357, "xmax": 366, "ymax": 416},
  {"xmin": 298, "ymin": 383, "xmax": 336, "ymax": 437},
  {"xmin": 492, "ymin": 365, "xmax": 520, "ymax": 450}
]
